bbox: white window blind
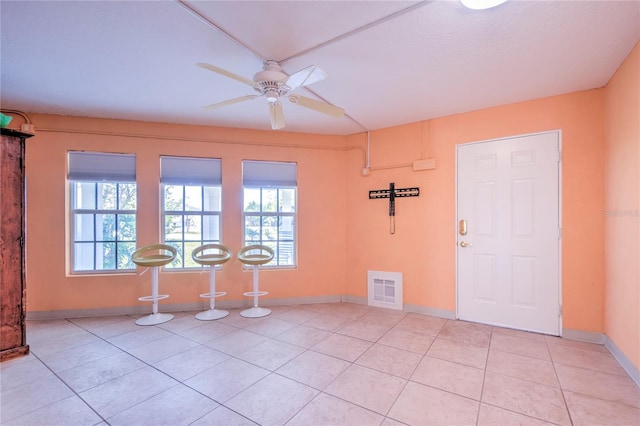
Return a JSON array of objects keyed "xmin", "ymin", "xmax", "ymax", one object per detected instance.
[
  {"xmin": 161, "ymin": 156, "xmax": 221, "ymax": 185},
  {"xmin": 68, "ymin": 152, "xmax": 136, "ymax": 182},
  {"xmin": 242, "ymin": 160, "xmax": 297, "ymax": 187}
]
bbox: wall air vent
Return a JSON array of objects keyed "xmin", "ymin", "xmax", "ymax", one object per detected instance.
[{"xmin": 367, "ymin": 270, "xmax": 403, "ymax": 311}]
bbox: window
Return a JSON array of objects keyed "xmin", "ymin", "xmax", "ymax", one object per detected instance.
[
  {"xmin": 161, "ymin": 156, "xmax": 221, "ymax": 269},
  {"xmin": 69, "ymin": 152, "xmax": 137, "ymax": 272},
  {"xmin": 243, "ymin": 160, "xmax": 297, "ymax": 267}
]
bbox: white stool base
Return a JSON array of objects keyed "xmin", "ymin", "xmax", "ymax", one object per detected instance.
[
  {"xmin": 240, "ymin": 307, "xmax": 271, "ymax": 318},
  {"xmin": 136, "ymin": 313, "xmax": 174, "ymax": 326},
  {"xmin": 196, "ymin": 309, "xmax": 229, "ymax": 321}
]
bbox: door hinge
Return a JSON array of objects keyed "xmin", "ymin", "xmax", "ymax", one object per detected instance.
[
  {"xmin": 558, "ymin": 304, "xmax": 563, "ymax": 317},
  {"xmin": 557, "ymin": 150, "xmax": 562, "ymax": 162},
  {"xmin": 557, "ymin": 227, "xmax": 562, "ymax": 239}
]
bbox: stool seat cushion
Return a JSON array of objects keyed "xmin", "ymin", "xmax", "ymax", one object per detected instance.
[
  {"xmin": 237, "ymin": 245, "xmax": 275, "ymax": 266},
  {"xmin": 192, "ymin": 244, "xmax": 232, "ymax": 266},
  {"xmin": 132, "ymin": 244, "xmax": 177, "ymax": 267}
]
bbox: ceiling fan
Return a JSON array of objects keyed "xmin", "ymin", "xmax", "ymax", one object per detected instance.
[{"xmin": 197, "ymin": 61, "xmax": 345, "ymax": 130}]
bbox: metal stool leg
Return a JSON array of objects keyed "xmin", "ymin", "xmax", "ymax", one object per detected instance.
[
  {"xmin": 136, "ymin": 266, "xmax": 174, "ymax": 326},
  {"xmin": 196, "ymin": 264, "xmax": 229, "ymax": 320},
  {"xmin": 240, "ymin": 265, "xmax": 271, "ymax": 318}
]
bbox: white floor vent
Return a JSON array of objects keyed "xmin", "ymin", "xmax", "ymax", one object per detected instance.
[{"xmin": 367, "ymin": 270, "xmax": 403, "ymax": 311}]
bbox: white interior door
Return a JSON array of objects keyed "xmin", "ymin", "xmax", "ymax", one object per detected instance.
[{"xmin": 456, "ymin": 131, "xmax": 561, "ymax": 335}]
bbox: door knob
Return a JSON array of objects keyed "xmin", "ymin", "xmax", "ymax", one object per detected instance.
[{"xmin": 459, "ymin": 241, "xmax": 472, "ymax": 248}]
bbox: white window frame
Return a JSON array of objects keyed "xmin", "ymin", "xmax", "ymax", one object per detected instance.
[
  {"xmin": 242, "ymin": 160, "xmax": 297, "ymax": 268},
  {"xmin": 68, "ymin": 152, "xmax": 137, "ymax": 274},
  {"xmin": 161, "ymin": 156, "xmax": 222, "ymax": 270}
]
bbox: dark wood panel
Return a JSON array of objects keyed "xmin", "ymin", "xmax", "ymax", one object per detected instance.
[{"xmin": 0, "ymin": 129, "xmax": 31, "ymax": 361}]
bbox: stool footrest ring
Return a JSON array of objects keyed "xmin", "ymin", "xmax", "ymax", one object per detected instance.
[
  {"xmin": 242, "ymin": 291, "xmax": 268, "ymax": 297},
  {"xmin": 199, "ymin": 291, "xmax": 227, "ymax": 299},
  {"xmin": 138, "ymin": 294, "xmax": 170, "ymax": 302}
]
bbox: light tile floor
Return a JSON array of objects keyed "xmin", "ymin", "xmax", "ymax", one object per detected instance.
[{"xmin": 2, "ymin": 302, "xmax": 639, "ymax": 426}]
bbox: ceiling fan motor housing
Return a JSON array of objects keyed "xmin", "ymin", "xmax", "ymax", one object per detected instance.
[
  {"xmin": 253, "ymin": 61, "xmax": 291, "ymax": 101},
  {"xmin": 197, "ymin": 59, "xmax": 343, "ymax": 129}
]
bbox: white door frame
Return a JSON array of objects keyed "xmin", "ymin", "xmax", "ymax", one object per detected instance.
[{"xmin": 454, "ymin": 130, "xmax": 563, "ymax": 335}]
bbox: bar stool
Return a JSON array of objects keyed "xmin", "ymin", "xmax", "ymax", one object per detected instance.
[
  {"xmin": 132, "ymin": 244, "xmax": 177, "ymax": 326},
  {"xmin": 191, "ymin": 244, "xmax": 232, "ymax": 320},
  {"xmin": 237, "ymin": 244, "xmax": 274, "ymax": 318}
]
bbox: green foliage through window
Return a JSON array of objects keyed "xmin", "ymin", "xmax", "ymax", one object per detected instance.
[
  {"xmin": 162, "ymin": 185, "xmax": 221, "ymax": 269},
  {"xmin": 72, "ymin": 182, "xmax": 137, "ymax": 271},
  {"xmin": 243, "ymin": 187, "xmax": 296, "ymax": 267}
]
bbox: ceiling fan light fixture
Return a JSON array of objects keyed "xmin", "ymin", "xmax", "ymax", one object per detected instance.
[
  {"xmin": 265, "ymin": 89, "xmax": 279, "ymax": 103},
  {"xmin": 461, "ymin": 0, "xmax": 508, "ymax": 10}
]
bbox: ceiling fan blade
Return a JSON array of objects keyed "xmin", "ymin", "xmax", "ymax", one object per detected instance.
[
  {"xmin": 197, "ymin": 63, "xmax": 255, "ymax": 87},
  {"xmin": 286, "ymin": 65, "xmax": 327, "ymax": 90},
  {"xmin": 202, "ymin": 95, "xmax": 258, "ymax": 110},
  {"xmin": 289, "ymin": 95, "xmax": 344, "ymax": 118},
  {"xmin": 269, "ymin": 101, "xmax": 285, "ymax": 130}
]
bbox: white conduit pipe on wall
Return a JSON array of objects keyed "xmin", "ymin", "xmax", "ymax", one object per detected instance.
[
  {"xmin": 362, "ymin": 131, "xmax": 371, "ymax": 176},
  {"xmin": 35, "ymin": 126, "xmax": 361, "ymax": 153},
  {"xmin": 15, "ymin": 107, "xmax": 377, "ymax": 173},
  {"xmin": 0, "ymin": 109, "xmax": 32, "ymax": 124},
  {"xmin": 40, "ymin": 126, "xmax": 423, "ymax": 175}
]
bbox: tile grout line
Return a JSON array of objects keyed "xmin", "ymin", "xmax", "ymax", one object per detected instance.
[
  {"xmin": 62, "ymin": 315, "xmax": 241, "ymax": 424},
  {"xmin": 278, "ymin": 308, "xmax": 407, "ymax": 423},
  {"xmin": 13, "ymin": 319, "xmax": 110, "ymax": 426},
  {"xmin": 475, "ymin": 324, "xmax": 494, "ymax": 426},
  {"xmin": 225, "ymin": 305, "xmax": 378, "ymax": 424},
  {"xmin": 106, "ymin": 317, "xmax": 269, "ymax": 425},
  {"xmin": 547, "ymin": 336, "xmax": 576, "ymax": 426},
  {"xmin": 379, "ymin": 315, "xmax": 444, "ymax": 424},
  {"xmin": 13, "ymin": 304, "xmax": 636, "ymax": 425},
  {"xmin": 482, "ymin": 326, "xmax": 575, "ymax": 426}
]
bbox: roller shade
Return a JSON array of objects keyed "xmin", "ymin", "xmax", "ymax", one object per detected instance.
[
  {"xmin": 161, "ymin": 156, "xmax": 221, "ymax": 185},
  {"xmin": 68, "ymin": 152, "xmax": 136, "ymax": 182},
  {"xmin": 242, "ymin": 160, "xmax": 297, "ymax": 187}
]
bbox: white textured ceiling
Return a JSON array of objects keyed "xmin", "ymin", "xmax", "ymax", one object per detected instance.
[{"xmin": 1, "ymin": 1, "xmax": 638, "ymax": 135}]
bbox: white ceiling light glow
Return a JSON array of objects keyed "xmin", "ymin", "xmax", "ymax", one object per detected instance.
[{"xmin": 461, "ymin": 0, "xmax": 508, "ymax": 10}]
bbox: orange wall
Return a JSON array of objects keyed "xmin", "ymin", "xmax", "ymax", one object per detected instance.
[
  {"xmin": 604, "ymin": 42, "xmax": 640, "ymax": 370},
  {"xmin": 23, "ymin": 83, "xmax": 611, "ymax": 338},
  {"xmin": 346, "ymin": 90, "xmax": 606, "ymax": 333},
  {"xmin": 25, "ymin": 116, "xmax": 349, "ymax": 311}
]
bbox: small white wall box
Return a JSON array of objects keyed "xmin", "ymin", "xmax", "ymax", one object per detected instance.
[{"xmin": 367, "ymin": 270, "xmax": 403, "ymax": 310}]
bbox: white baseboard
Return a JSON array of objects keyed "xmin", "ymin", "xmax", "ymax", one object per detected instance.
[
  {"xmin": 404, "ymin": 303, "xmax": 456, "ymax": 319},
  {"xmin": 562, "ymin": 328, "xmax": 606, "ymax": 344},
  {"xmin": 27, "ymin": 302, "xmax": 204, "ymax": 320},
  {"xmin": 257, "ymin": 295, "xmax": 342, "ymax": 307},
  {"xmin": 341, "ymin": 295, "xmax": 456, "ymax": 319},
  {"xmin": 605, "ymin": 336, "xmax": 640, "ymax": 387},
  {"xmin": 25, "ymin": 298, "xmax": 639, "ymax": 387},
  {"xmin": 341, "ymin": 295, "xmax": 367, "ymax": 305},
  {"xmin": 26, "ymin": 295, "xmax": 344, "ymax": 321},
  {"xmin": 27, "ymin": 295, "xmax": 454, "ymax": 320},
  {"xmin": 559, "ymin": 328, "xmax": 639, "ymax": 387}
]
